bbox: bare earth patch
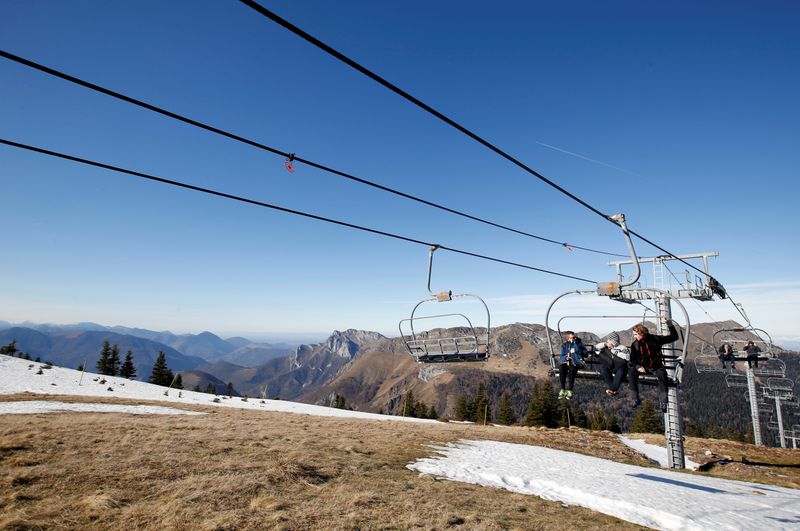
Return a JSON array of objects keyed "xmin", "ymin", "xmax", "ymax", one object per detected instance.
[{"xmin": 1, "ymin": 394, "xmax": 796, "ymax": 529}]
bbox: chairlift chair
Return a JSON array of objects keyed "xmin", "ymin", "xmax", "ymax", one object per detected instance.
[
  {"xmin": 753, "ymin": 358, "xmax": 786, "ymax": 378},
  {"xmin": 694, "ymin": 342, "xmax": 729, "ymax": 374},
  {"xmin": 724, "ymin": 373, "xmax": 749, "ymax": 388},
  {"xmin": 399, "ymin": 246, "xmax": 490, "ymax": 363},
  {"xmin": 712, "ymin": 327, "xmax": 774, "ymax": 366}
]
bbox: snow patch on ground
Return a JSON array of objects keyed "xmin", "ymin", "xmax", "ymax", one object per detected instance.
[
  {"xmin": 0, "ymin": 400, "xmax": 204, "ymax": 416},
  {"xmin": 619, "ymin": 435, "xmax": 700, "ymax": 470},
  {"xmin": 0, "ymin": 355, "xmax": 434, "ymax": 423},
  {"xmin": 408, "ymin": 439, "xmax": 800, "ymax": 530}
]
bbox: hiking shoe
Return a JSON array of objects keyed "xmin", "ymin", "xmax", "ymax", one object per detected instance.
[
  {"xmin": 558, "ymin": 389, "xmax": 567, "ymax": 399},
  {"xmin": 565, "ymin": 390, "xmax": 574, "ymax": 400}
]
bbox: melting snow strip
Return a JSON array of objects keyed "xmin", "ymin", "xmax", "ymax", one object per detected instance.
[
  {"xmin": 0, "ymin": 400, "xmax": 205, "ymax": 415},
  {"xmin": 408, "ymin": 439, "xmax": 800, "ymax": 530}
]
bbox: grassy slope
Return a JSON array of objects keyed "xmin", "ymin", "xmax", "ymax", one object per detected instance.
[{"xmin": 1, "ymin": 394, "xmax": 797, "ymax": 530}]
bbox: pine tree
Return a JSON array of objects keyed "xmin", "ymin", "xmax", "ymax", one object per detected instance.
[
  {"xmin": 205, "ymin": 383, "xmax": 215, "ymax": 394},
  {"xmin": 631, "ymin": 400, "xmax": 663, "ymax": 434},
  {"xmin": 226, "ymin": 382, "xmax": 234, "ymax": 397},
  {"xmin": 0, "ymin": 340, "xmax": 18, "ymax": 356},
  {"xmin": 120, "ymin": 350, "xmax": 137, "ymax": 379},
  {"xmin": 526, "ymin": 381, "xmax": 558, "ymax": 428},
  {"xmin": 454, "ymin": 394, "xmax": 469, "ymax": 421},
  {"xmin": 572, "ymin": 403, "xmax": 589, "ymax": 428},
  {"xmin": 590, "ymin": 410, "xmax": 608, "ymax": 431},
  {"xmin": 109, "ymin": 344, "xmax": 121, "ymax": 376},
  {"xmin": 174, "ymin": 373, "xmax": 183, "ymax": 390},
  {"xmin": 401, "ymin": 390, "xmax": 416, "ymax": 417},
  {"xmin": 147, "ymin": 351, "xmax": 174, "ymax": 387},
  {"xmin": 332, "ymin": 393, "xmax": 346, "ymax": 409},
  {"xmin": 474, "ymin": 383, "xmax": 490, "ymax": 425},
  {"xmin": 606, "ymin": 413, "xmax": 621, "ymax": 433},
  {"xmin": 96, "ymin": 340, "xmax": 111, "ymax": 375},
  {"xmin": 427, "ymin": 404, "xmax": 438, "ymax": 420},
  {"xmin": 193, "ymin": 384, "xmax": 201, "ymax": 392},
  {"xmin": 497, "ymin": 390, "xmax": 516, "ymax": 426}
]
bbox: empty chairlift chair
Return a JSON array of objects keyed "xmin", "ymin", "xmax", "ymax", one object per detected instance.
[{"xmin": 399, "ymin": 246, "xmax": 491, "ymax": 363}]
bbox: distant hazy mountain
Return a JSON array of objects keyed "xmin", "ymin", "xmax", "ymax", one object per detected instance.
[
  {"xmin": 179, "ymin": 369, "xmax": 236, "ymax": 396},
  {"xmin": 0, "ymin": 327, "xmax": 206, "ymax": 380},
  {"xmin": 224, "ymin": 336, "xmax": 253, "ymax": 349},
  {"xmin": 219, "ymin": 344, "xmax": 294, "ymax": 367}
]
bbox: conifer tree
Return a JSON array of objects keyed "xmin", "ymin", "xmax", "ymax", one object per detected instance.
[
  {"xmin": 526, "ymin": 381, "xmax": 558, "ymax": 428},
  {"xmin": 401, "ymin": 389, "xmax": 416, "ymax": 417},
  {"xmin": 174, "ymin": 373, "xmax": 183, "ymax": 390},
  {"xmin": 0, "ymin": 340, "xmax": 18, "ymax": 356},
  {"xmin": 590, "ymin": 410, "xmax": 608, "ymax": 431},
  {"xmin": 497, "ymin": 389, "xmax": 516, "ymax": 426},
  {"xmin": 109, "ymin": 344, "xmax": 121, "ymax": 376},
  {"xmin": 226, "ymin": 382, "xmax": 234, "ymax": 397},
  {"xmin": 631, "ymin": 400, "xmax": 662, "ymax": 433},
  {"xmin": 414, "ymin": 400, "xmax": 428, "ymax": 418},
  {"xmin": 454, "ymin": 394, "xmax": 469, "ymax": 421},
  {"xmin": 332, "ymin": 393, "xmax": 346, "ymax": 409},
  {"xmin": 427, "ymin": 404, "xmax": 438, "ymax": 420},
  {"xmin": 147, "ymin": 351, "xmax": 174, "ymax": 387},
  {"xmin": 120, "ymin": 350, "xmax": 137, "ymax": 379},
  {"xmin": 606, "ymin": 413, "xmax": 621, "ymax": 433},
  {"xmin": 572, "ymin": 403, "xmax": 589, "ymax": 428},
  {"xmin": 474, "ymin": 383, "xmax": 490, "ymax": 425},
  {"xmin": 205, "ymin": 383, "xmax": 215, "ymax": 394},
  {"xmin": 193, "ymin": 384, "xmax": 201, "ymax": 392},
  {"xmin": 96, "ymin": 340, "xmax": 111, "ymax": 375}
]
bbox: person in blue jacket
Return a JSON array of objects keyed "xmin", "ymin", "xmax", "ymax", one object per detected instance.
[{"xmin": 558, "ymin": 331, "xmax": 587, "ymax": 400}]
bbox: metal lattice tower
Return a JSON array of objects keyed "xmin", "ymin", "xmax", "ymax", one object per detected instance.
[{"xmin": 745, "ymin": 367, "xmax": 763, "ymax": 446}]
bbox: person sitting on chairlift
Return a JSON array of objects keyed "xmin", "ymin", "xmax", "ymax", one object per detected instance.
[
  {"xmin": 718, "ymin": 343, "xmax": 736, "ymax": 370},
  {"xmin": 743, "ymin": 340, "xmax": 762, "ymax": 369},
  {"xmin": 558, "ymin": 331, "xmax": 587, "ymax": 400},
  {"xmin": 628, "ymin": 320, "xmax": 679, "ymax": 412},
  {"xmin": 595, "ymin": 333, "xmax": 629, "ymax": 397}
]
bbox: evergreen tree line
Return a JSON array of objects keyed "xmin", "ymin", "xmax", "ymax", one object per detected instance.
[
  {"xmin": 450, "ymin": 379, "xmax": 669, "ymax": 433},
  {"xmin": 95, "ymin": 340, "xmax": 137, "ymax": 379},
  {"xmin": 400, "ymin": 389, "xmax": 438, "ymax": 419},
  {"xmin": 0, "ymin": 340, "xmax": 38, "ymax": 361}
]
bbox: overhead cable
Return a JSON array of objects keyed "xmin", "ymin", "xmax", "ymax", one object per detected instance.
[
  {"xmin": 0, "ymin": 138, "xmax": 597, "ymax": 285},
  {"xmin": 237, "ymin": 0, "xmax": 717, "ymax": 281},
  {"xmin": 0, "ymin": 49, "xmax": 626, "ymax": 259}
]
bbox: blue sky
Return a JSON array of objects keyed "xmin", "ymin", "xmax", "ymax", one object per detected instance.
[{"xmin": 1, "ymin": 1, "xmax": 798, "ymax": 344}]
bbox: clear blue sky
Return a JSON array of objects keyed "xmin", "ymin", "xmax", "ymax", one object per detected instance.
[{"xmin": 1, "ymin": 1, "xmax": 798, "ymax": 344}]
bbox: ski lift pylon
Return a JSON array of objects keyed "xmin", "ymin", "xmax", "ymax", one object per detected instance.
[{"xmin": 399, "ymin": 246, "xmax": 490, "ymax": 363}]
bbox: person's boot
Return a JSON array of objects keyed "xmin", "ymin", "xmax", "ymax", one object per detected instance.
[
  {"xmin": 558, "ymin": 389, "xmax": 567, "ymax": 399},
  {"xmin": 565, "ymin": 390, "xmax": 574, "ymax": 400}
]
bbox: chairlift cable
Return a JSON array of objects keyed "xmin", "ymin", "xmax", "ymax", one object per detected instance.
[
  {"xmin": 0, "ymin": 137, "xmax": 598, "ymax": 284},
  {"xmin": 237, "ymin": 0, "xmax": 715, "ymax": 278},
  {"xmin": 0, "ymin": 49, "xmax": 626, "ymax": 259}
]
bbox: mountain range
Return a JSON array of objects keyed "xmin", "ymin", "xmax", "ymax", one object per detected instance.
[{"xmin": 1, "ymin": 319, "xmax": 797, "ymax": 442}]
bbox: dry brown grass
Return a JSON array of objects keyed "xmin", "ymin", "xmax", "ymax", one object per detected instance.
[{"xmin": 0, "ymin": 394, "xmax": 797, "ymax": 530}]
